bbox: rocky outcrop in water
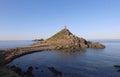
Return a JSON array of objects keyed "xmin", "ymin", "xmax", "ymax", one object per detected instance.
[
  {"xmin": 48, "ymin": 67, "xmax": 62, "ymax": 76},
  {"xmin": 33, "ymin": 26, "xmax": 105, "ymax": 50},
  {"xmin": 114, "ymin": 65, "xmax": 120, "ymax": 72}
]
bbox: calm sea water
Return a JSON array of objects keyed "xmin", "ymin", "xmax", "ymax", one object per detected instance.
[
  {"xmin": 4, "ymin": 40, "xmax": 120, "ymax": 77},
  {"xmin": 0, "ymin": 40, "xmax": 35, "ymax": 50}
]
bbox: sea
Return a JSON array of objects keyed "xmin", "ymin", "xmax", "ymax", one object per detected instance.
[
  {"xmin": 0, "ymin": 40, "xmax": 36, "ymax": 50},
  {"xmin": 0, "ymin": 40, "xmax": 120, "ymax": 77}
]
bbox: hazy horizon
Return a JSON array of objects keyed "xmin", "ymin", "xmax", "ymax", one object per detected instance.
[{"xmin": 0, "ymin": 0, "xmax": 120, "ymax": 40}]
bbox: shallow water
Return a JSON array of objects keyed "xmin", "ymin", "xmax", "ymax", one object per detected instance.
[{"xmin": 6, "ymin": 40, "xmax": 120, "ymax": 77}]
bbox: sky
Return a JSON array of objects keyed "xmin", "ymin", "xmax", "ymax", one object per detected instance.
[{"xmin": 0, "ymin": 0, "xmax": 120, "ymax": 40}]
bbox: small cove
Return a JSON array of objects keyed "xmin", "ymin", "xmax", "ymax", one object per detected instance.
[{"xmin": 7, "ymin": 40, "xmax": 120, "ymax": 77}]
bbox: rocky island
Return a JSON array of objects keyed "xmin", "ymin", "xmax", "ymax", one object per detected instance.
[
  {"xmin": 33, "ymin": 26, "xmax": 105, "ymax": 50},
  {"xmin": 0, "ymin": 26, "xmax": 105, "ymax": 65}
]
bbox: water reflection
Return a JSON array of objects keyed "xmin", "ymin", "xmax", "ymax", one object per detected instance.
[{"xmin": 54, "ymin": 50, "xmax": 86, "ymax": 60}]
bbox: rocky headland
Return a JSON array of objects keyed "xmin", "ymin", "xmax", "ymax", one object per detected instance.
[
  {"xmin": 33, "ymin": 26, "xmax": 105, "ymax": 50},
  {"xmin": 0, "ymin": 26, "xmax": 105, "ymax": 77},
  {"xmin": 0, "ymin": 26, "xmax": 105, "ymax": 65}
]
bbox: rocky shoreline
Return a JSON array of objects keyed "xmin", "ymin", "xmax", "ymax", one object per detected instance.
[
  {"xmin": 3, "ymin": 65, "xmax": 63, "ymax": 77},
  {"xmin": 0, "ymin": 46, "xmax": 51, "ymax": 65}
]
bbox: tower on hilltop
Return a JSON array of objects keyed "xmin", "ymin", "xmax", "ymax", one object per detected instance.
[{"xmin": 64, "ymin": 25, "xmax": 67, "ymax": 29}]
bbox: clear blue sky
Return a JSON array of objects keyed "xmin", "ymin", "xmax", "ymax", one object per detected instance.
[{"xmin": 0, "ymin": 0, "xmax": 120, "ymax": 40}]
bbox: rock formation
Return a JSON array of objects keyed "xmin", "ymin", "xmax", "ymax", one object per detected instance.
[
  {"xmin": 33, "ymin": 26, "xmax": 105, "ymax": 50},
  {"xmin": 0, "ymin": 26, "xmax": 105, "ymax": 65}
]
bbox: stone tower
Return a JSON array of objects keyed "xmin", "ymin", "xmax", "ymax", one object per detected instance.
[{"xmin": 64, "ymin": 25, "xmax": 67, "ymax": 29}]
